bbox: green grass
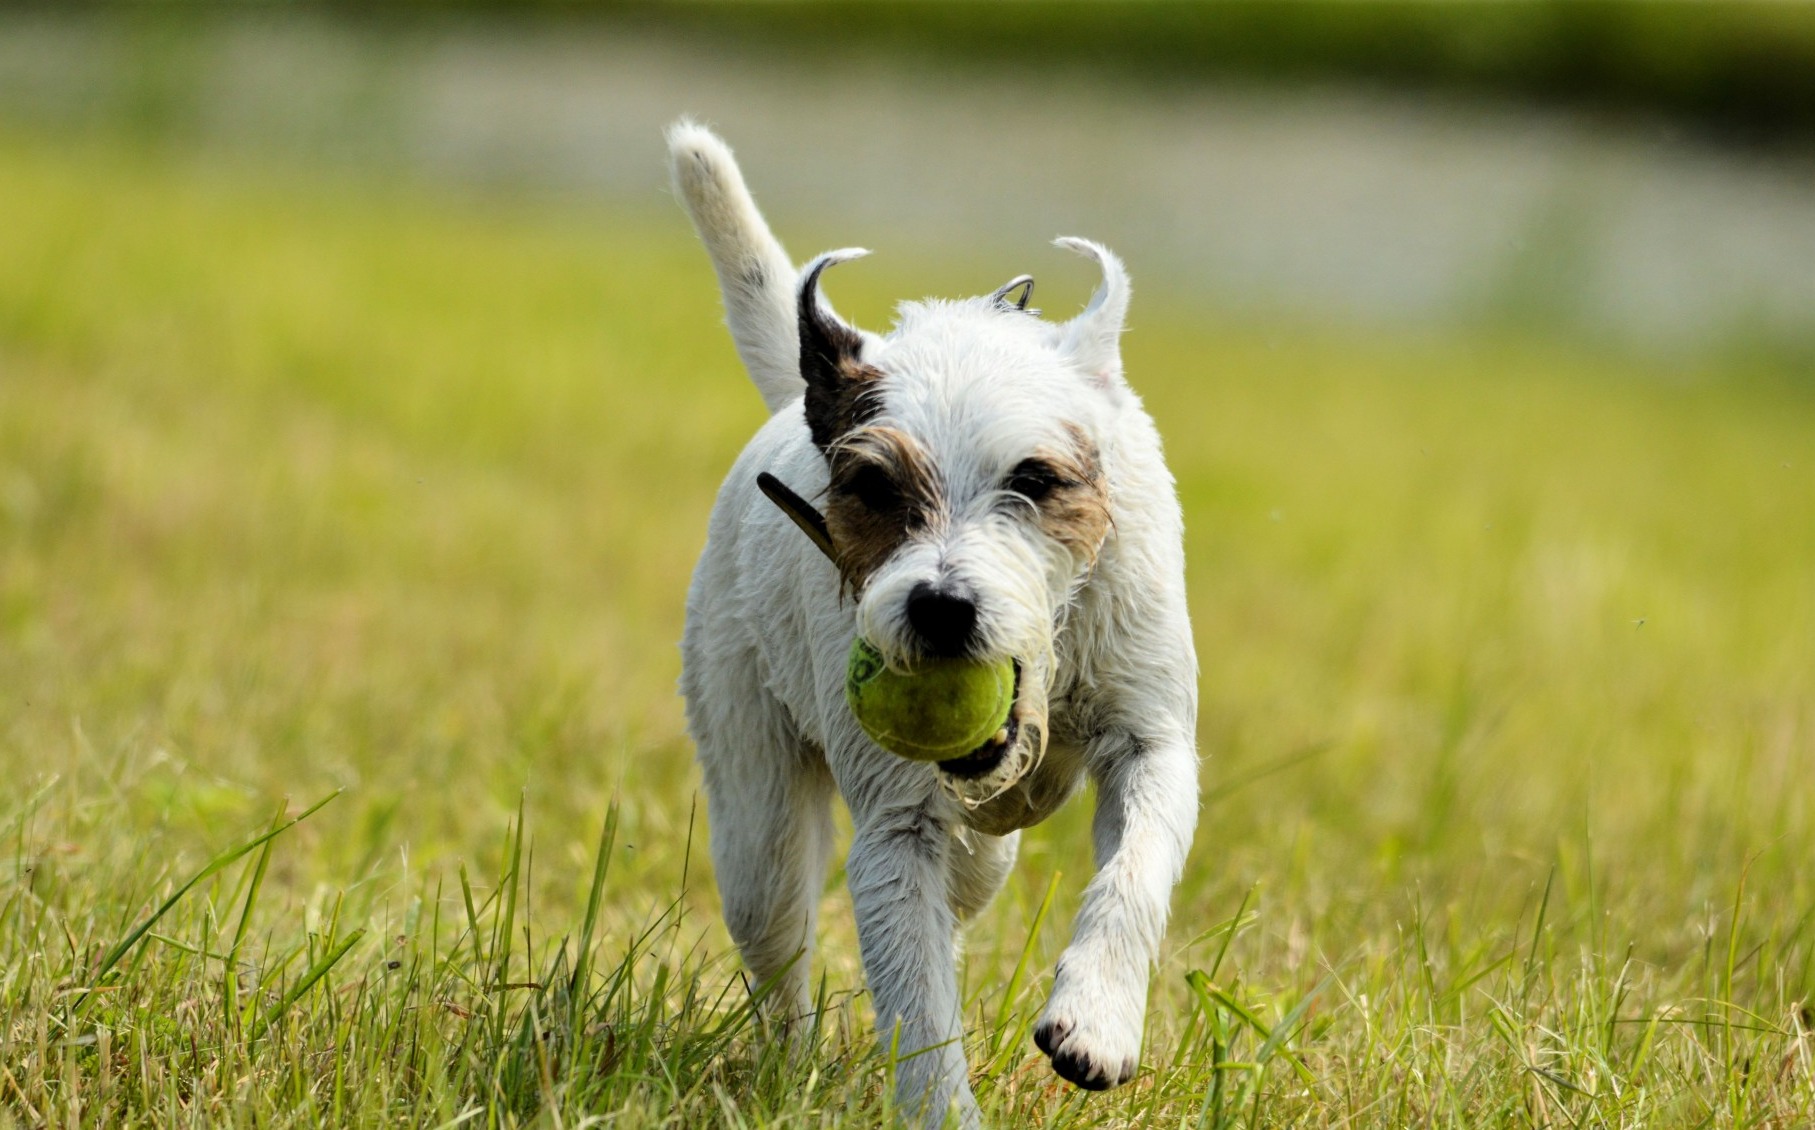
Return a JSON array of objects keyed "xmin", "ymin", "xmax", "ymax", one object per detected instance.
[{"xmin": 2, "ymin": 128, "xmax": 1813, "ymax": 1127}]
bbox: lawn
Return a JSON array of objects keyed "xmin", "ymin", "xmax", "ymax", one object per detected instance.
[{"xmin": 1, "ymin": 129, "xmax": 1811, "ymax": 1127}]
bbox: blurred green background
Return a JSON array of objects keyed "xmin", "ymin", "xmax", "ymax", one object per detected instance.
[
  {"xmin": 2, "ymin": 4, "xmax": 1812, "ymax": 1127},
  {"xmin": 6, "ymin": 2, "xmax": 1815, "ymax": 355}
]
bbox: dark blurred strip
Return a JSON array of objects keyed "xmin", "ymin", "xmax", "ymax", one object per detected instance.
[
  {"xmin": 56, "ymin": 0, "xmax": 1808, "ymax": 145},
  {"xmin": 649, "ymin": 0, "xmax": 1815, "ymax": 146}
]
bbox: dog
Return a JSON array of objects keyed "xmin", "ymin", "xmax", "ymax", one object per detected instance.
[{"xmin": 667, "ymin": 120, "xmax": 1199, "ymax": 1127}]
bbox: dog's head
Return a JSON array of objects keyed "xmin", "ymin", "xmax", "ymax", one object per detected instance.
[{"xmin": 780, "ymin": 240, "xmax": 1134, "ymax": 804}]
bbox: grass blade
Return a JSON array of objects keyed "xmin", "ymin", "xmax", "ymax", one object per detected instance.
[
  {"xmin": 70, "ymin": 790, "xmax": 340, "ymax": 1015},
  {"xmin": 249, "ymin": 927, "xmax": 367, "ymax": 1042},
  {"xmin": 569, "ymin": 800, "xmax": 620, "ymax": 1002}
]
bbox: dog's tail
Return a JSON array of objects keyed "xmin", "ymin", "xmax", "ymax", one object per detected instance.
[{"xmin": 666, "ymin": 120, "xmax": 804, "ymax": 415}]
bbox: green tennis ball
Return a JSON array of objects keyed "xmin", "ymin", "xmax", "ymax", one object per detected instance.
[{"xmin": 845, "ymin": 638, "xmax": 1015, "ymax": 762}]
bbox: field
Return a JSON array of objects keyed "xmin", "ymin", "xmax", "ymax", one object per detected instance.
[{"xmin": 2, "ymin": 129, "xmax": 1812, "ymax": 1126}]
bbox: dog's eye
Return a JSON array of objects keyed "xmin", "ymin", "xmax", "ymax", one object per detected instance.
[
  {"xmin": 843, "ymin": 465, "xmax": 902, "ymax": 511},
  {"xmin": 1006, "ymin": 460, "xmax": 1064, "ymax": 504}
]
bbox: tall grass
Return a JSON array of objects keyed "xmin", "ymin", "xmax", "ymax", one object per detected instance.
[{"xmin": 1, "ymin": 129, "xmax": 1811, "ymax": 1126}]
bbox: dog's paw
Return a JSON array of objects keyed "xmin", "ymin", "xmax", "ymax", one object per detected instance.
[{"xmin": 1033, "ymin": 962, "xmax": 1145, "ymax": 1091}]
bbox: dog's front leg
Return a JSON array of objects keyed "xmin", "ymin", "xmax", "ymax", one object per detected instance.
[
  {"xmin": 845, "ymin": 802, "xmax": 979, "ymax": 1130},
  {"xmin": 1034, "ymin": 726, "xmax": 1198, "ymax": 1090}
]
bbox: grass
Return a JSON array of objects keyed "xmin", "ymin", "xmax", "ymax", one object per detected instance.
[{"xmin": 1, "ymin": 127, "xmax": 1812, "ymax": 1127}]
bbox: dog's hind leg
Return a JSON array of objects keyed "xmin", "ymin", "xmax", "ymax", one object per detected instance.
[
  {"xmin": 947, "ymin": 829, "xmax": 1019, "ymax": 923},
  {"xmin": 692, "ymin": 675, "xmax": 836, "ymax": 1030}
]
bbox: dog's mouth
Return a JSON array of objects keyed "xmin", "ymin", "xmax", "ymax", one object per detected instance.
[{"xmin": 937, "ymin": 661, "xmax": 1023, "ymax": 779}]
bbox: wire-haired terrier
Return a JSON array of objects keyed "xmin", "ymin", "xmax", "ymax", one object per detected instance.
[{"xmin": 667, "ymin": 120, "xmax": 1199, "ymax": 1128}]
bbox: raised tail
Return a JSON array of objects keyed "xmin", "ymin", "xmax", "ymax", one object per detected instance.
[{"xmin": 666, "ymin": 120, "xmax": 804, "ymax": 415}]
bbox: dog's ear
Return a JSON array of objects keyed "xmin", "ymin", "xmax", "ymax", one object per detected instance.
[
  {"xmin": 1053, "ymin": 237, "xmax": 1131, "ymax": 386},
  {"xmin": 798, "ymin": 248, "xmax": 879, "ymax": 451},
  {"xmin": 989, "ymin": 274, "xmax": 1038, "ymax": 315}
]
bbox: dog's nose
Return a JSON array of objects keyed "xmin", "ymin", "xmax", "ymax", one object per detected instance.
[{"xmin": 906, "ymin": 582, "xmax": 979, "ymax": 659}]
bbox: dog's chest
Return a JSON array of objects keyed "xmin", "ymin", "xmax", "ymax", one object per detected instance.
[{"xmin": 954, "ymin": 725, "xmax": 1089, "ymax": 837}]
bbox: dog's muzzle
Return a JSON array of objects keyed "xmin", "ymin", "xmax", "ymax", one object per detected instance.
[{"xmin": 754, "ymin": 470, "xmax": 1054, "ymax": 821}]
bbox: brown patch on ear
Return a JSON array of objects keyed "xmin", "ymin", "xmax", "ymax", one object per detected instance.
[
  {"xmin": 804, "ymin": 356, "xmax": 886, "ymax": 453},
  {"xmin": 1031, "ymin": 425, "xmax": 1112, "ymax": 563},
  {"xmin": 824, "ymin": 427, "xmax": 943, "ymax": 595},
  {"xmin": 799, "ymin": 258, "xmax": 884, "ymax": 450}
]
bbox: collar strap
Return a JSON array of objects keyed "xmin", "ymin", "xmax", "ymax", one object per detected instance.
[{"xmin": 756, "ymin": 471, "xmax": 837, "ymax": 563}]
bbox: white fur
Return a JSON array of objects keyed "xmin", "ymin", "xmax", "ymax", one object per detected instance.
[{"xmin": 668, "ymin": 120, "xmax": 1199, "ymax": 1128}]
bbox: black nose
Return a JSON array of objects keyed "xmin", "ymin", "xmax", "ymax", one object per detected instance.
[{"xmin": 906, "ymin": 582, "xmax": 979, "ymax": 658}]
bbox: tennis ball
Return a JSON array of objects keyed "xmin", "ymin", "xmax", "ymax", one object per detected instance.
[{"xmin": 846, "ymin": 638, "xmax": 1015, "ymax": 762}]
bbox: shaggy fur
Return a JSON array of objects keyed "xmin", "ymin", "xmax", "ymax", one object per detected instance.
[{"xmin": 668, "ymin": 120, "xmax": 1200, "ymax": 1128}]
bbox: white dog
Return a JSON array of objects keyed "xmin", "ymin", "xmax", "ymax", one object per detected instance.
[{"xmin": 668, "ymin": 121, "xmax": 1199, "ymax": 1128}]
